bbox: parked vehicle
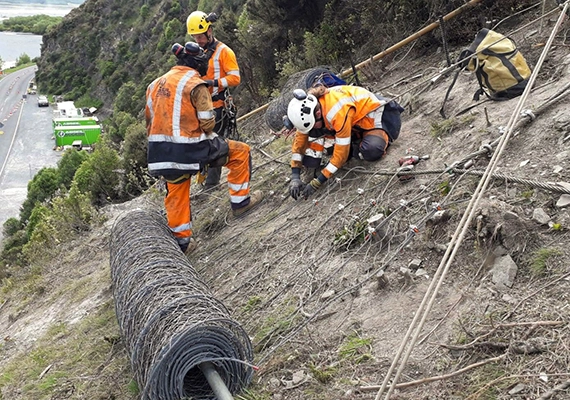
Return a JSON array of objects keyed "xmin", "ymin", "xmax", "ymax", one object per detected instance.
[
  {"xmin": 54, "ymin": 125, "xmax": 102, "ymax": 148},
  {"xmin": 37, "ymin": 95, "xmax": 49, "ymax": 107}
]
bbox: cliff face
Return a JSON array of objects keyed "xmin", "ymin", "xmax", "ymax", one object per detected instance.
[{"xmin": 36, "ymin": 0, "xmax": 191, "ymax": 115}]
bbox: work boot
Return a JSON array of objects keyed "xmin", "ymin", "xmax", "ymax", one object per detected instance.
[
  {"xmin": 183, "ymin": 238, "xmax": 198, "ymax": 256},
  {"xmin": 232, "ymin": 190, "xmax": 264, "ymax": 218}
]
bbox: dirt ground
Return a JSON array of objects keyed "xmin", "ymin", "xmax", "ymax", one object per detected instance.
[{"xmin": 1, "ymin": 7, "xmax": 570, "ymax": 400}]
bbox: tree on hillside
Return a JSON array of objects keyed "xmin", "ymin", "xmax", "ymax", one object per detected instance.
[{"xmin": 16, "ymin": 53, "xmax": 31, "ymax": 66}]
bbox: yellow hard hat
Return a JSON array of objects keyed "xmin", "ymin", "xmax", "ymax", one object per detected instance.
[{"xmin": 187, "ymin": 11, "xmax": 211, "ymax": 35}]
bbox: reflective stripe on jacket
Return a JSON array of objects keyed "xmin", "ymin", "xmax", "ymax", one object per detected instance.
[
  {"xmin": 291, "ymin": 86, "xmax": 383, "ymax": 179},
  {"xmin": 146, "ymin": 66, "xmax": 214, "ymax": 176},
  {"xmin": 204, "ymin": 41, "xmax": 240, "ymax": 108}
]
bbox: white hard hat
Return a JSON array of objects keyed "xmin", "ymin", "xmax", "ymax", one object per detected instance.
[{"xmin": 287, "ymin": 90, "xmax": 318, "ymax": 133}]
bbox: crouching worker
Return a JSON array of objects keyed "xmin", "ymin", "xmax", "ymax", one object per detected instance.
[
  {"xmin": 285, "ymin": 85, "xmax": 404, "ymax": 200},
  {"xmin": 145, "ymin": 42, "xmax": 263, "ymax": 254}
]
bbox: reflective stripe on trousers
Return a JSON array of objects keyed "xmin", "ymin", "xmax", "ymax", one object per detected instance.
[
  {"xmin": 165, "ymin": 178, "xmax": 193, "ymax": 248},
  {"xmin": 226, "ymin": 139, "xmax": 252, "ymax": 209}
]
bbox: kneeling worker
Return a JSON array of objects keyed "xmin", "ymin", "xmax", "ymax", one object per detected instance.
[
  {"xmin": 145, "ymin": 42, "xmax": 263, "ymax": 254},
  {"xmin": 286, "ymin": 85, "xmax": 403, "ymax": 200}
]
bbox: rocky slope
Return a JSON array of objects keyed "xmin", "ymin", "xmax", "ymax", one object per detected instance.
[{"xmin": 1, "ymin": 6, "xmax": 570, "ymax": 400}]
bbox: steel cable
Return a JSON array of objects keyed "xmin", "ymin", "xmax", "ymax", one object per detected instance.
[{"xmin": 110, "ymin": 209, "xmax": 253, "ymax": 400}]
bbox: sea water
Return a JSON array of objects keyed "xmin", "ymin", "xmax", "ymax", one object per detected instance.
[{"xmin": 0, "ymin": 2, "xmax": 79, "ymax": 68}]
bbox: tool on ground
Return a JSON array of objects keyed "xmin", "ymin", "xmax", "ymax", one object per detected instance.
[{"xmin": 398, "ymin": 155, "xmax": 429, "ymax": 181}]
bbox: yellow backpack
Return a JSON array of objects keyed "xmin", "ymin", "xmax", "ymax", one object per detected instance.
[{"xmin": 462, "ymin": 28, "xmax": 531, "ymax": 101}]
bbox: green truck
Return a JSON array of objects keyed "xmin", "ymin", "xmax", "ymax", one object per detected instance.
[
  {"xmin": 52, "ymin": 102, "xmax": 102, "ymax": 149},
  {"xmin": 54, "ymin": 125, "xmax": 102, "ymax": 148},
  {"xmin": 53, "ymin": 116, "xmax": 99, "ymax": 128}
]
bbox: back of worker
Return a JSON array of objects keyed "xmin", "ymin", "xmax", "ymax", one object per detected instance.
[{"xmin": 187, "ymin": 10, "xmax": 241, "ymax": 190}]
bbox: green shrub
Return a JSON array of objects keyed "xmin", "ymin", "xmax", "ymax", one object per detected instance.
[
  {"xmin": 74, "ymin": 144, "xmax": 121, "ymax": 205},
  {"xmin": 122, "ymin": 121, "xmax": 152, "ymax": 198},
  {"xmin": 20, "ymin": 167, "xmax": 60, "ymax": 223},
  {"xmin": 24, "ymin": 186, "xmax": 96, "ymax": 260},
  {"xmin": 0, "ymin": 229, "xmax": 28, "ymax": 269},
  {"xmin": 3, "ymin": 217, "xmax": 22, "ymax": 237},
  {"xmin": 57, "ymin": 149, "xmax": 90, "ymax": 189}
]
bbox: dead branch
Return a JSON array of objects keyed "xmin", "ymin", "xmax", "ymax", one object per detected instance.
[
  {"xmin": 440, "ymin": 341, "xmax": 508, "ymax": 352},
  {"xmin": 359, "ymin": 354, "xmax": 506, "ymax": 392},
  {"xmin": 502, "ymin": 273, "xmax": 570, "ymax": 320},
  {"xmin": 464, "ymin": 373, "xmax": 570, "ymax": 400},
  {"xmin": 444, "ymin": 321, "xmax": 564, "ymax": 350},
  {"xmin": 538, "ymin": 379, "xmax": 570, "ymax": 399}
]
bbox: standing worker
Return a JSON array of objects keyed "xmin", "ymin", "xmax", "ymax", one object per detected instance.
[
  {"xmin": 146, "ymin": 42, "xmax": 263, "ymax": 255},
  {"xmin": 187, "ymin": 10, "xmax": 241, "ymax": 190},
  {"xmin": 285, "ymin": 85, "xmax": 404, "ymax": 200}
]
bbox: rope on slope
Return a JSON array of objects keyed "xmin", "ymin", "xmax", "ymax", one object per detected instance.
[
  {"xmin": 110, "ymin": 209, "xmax": 254, "ymax": 400},
  {"xmin": 347, "ymin": 166, "xmax": 570, "ymax": 195},
  {"xmin": 376, "ymin": 4, "xmax": 570, "ymax": 398}
]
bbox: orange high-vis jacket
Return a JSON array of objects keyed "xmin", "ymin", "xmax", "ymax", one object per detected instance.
[
  {"xmin": 291, "ymin": 85, "xmax": 382, "ymax": 179},
  {"xmin": 146, "ymin": 66, "xmax": 216, "ymax": 177},
  {"xmin": 204, "ymin": 40, "xmax": 240, "ymax": 108}
]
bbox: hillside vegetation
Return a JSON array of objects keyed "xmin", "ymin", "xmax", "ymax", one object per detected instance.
[
  {"xmin": 1, "ymin": 0, "xmax": 570, "ymax": 399},
  {"xmin": 0, "ymin": 15, "xmax": 63, "ymax": 35}
]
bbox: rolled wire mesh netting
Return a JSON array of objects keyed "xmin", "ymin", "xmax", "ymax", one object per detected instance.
[
  {"xmin": 264, "ymin": 66, "xmax": 341, "ymax": 131},
  {"xmin": 110, "ymin": 209, "xmax": 254, "ymax": 400}
]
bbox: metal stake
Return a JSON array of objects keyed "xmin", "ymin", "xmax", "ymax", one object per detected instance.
[{"xmin": 199, "ymin": 362, "xmax": 234, "ymax": 400}]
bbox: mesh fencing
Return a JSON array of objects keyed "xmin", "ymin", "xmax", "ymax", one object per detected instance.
[
  {"xmin": 264, "ymin": 66, "xmax": 342, "ymax": 132},
  {"xmin": 110, "ymin": 209, "xmax": 253, "ymax": 400}
]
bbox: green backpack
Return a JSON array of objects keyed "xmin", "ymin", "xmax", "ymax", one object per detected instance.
[{"xmin": 440, "ymin": 28, "xmax": 532, "ymax": 118}]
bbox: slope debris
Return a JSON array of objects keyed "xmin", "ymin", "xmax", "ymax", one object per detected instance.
[{"xmin": 1, "ymin": 5, "xmax": 570, "ymax": 400}]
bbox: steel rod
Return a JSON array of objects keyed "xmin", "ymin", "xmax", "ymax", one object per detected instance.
[{"xmin": 200, "ymin": 362, "xmax": 234, "ymax": 400}]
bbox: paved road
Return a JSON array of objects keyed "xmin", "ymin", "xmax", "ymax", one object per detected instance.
[{"xmin": 0, "ymin": 66, "xmax": 61, "ymax": 240}]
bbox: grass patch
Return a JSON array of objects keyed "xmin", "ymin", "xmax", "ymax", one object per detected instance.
[
  {"xmin": 266, "ymin": 136, "xmax": 292, "ymax": 157},
  {"xmin": 242, "ymin": 295, "xmax": 263, "ymax": 313},
  {"xmin": 438, "ymin": 179, "xmax": 451, "ymax": 196},
  {"xmin": 1, "ymin": 62, "xmax": 35, "ymax": 74},
  {"xmin": 338, "ymin": 330, "xmax": 373, "ymax": 364},
  {"xmin": 0, "ymin": 300, "xmax": 133, "ymax": 399},
  {"xmin": 521, "ymin": 189, "xmax": 534, "ymax": 200},
  {"xmin": 253, "ymin": 299, "xmax": 300, "ymax": 353},
  {"xmin": 529, "ymin": 247, "xmax": 562, "ymax": 276},
  {"xmin": 236, "ymin": 385, "xmax": 272, "ymax": 400},
  {"xmin": 333, "ymin": 216, "xmax": 369, "ymax": 249},
  {"xmin": 308, "ymin": 362, "xmax": 338, "ymax": 383},
  {"xmin": 430, "ymin": 115, "xmax": 475, "ymax": 138}
]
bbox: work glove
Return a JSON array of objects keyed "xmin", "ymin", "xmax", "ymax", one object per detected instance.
[
  {"xmin": 302, "ymin": 178, "xmax": 322, "ymax": 200},
  {"xmin": 204, "ymin": 79, "xmax": 216, "ymax": 87},
  {"xmin": 289, "ymin": 172, "xmax": 305, "ymax": 200}
]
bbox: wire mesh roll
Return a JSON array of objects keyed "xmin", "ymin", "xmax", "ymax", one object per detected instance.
[
  {"xmin": 110, "ymin": 209, "xmax": 254, "ymax": 400},
  {"xmin": 264, "ymin": 66, "xmax": 340, "ymax": 131}
]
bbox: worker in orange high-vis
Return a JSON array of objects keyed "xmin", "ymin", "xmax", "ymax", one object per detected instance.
[
  {"xmin": 285, "ymin": 85, "xmax": 404, "ymax": 200},
  {"xmin": 187, "ymin": 10, "xmax": 241, "ymax": 190},
  {"xmin": 146, "ymin": 42, "xmax": 263, "ymax": 255}
]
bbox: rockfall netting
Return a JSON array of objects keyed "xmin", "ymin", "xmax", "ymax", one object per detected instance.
[
  {"xmin": 264, "ymin": 66, "xmax": 345, "ymax": 132},
  {"xmin": 110, "ymin": 209, "xmax": 253, "ymax": 400}
]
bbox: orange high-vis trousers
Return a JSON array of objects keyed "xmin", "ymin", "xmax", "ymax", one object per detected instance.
[
  {"xmin": 225, "ymin": 139, "xmax": 252, "ymax": 210},
  {"xmin": 165, "ymin": 178, "xmax": 193, "ymax": 250},
  {"xmin": 164, "ymin": 139, "xmax": 252, "ymax": 250}
]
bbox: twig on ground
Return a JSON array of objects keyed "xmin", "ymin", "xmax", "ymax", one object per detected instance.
[
  {"xmin": 502, "ymin": 273, "xmax": 570, "ymax": 320},
  {"xmin": 538, "ymin": 379, "xmax": 570, "ymax": 399}
]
